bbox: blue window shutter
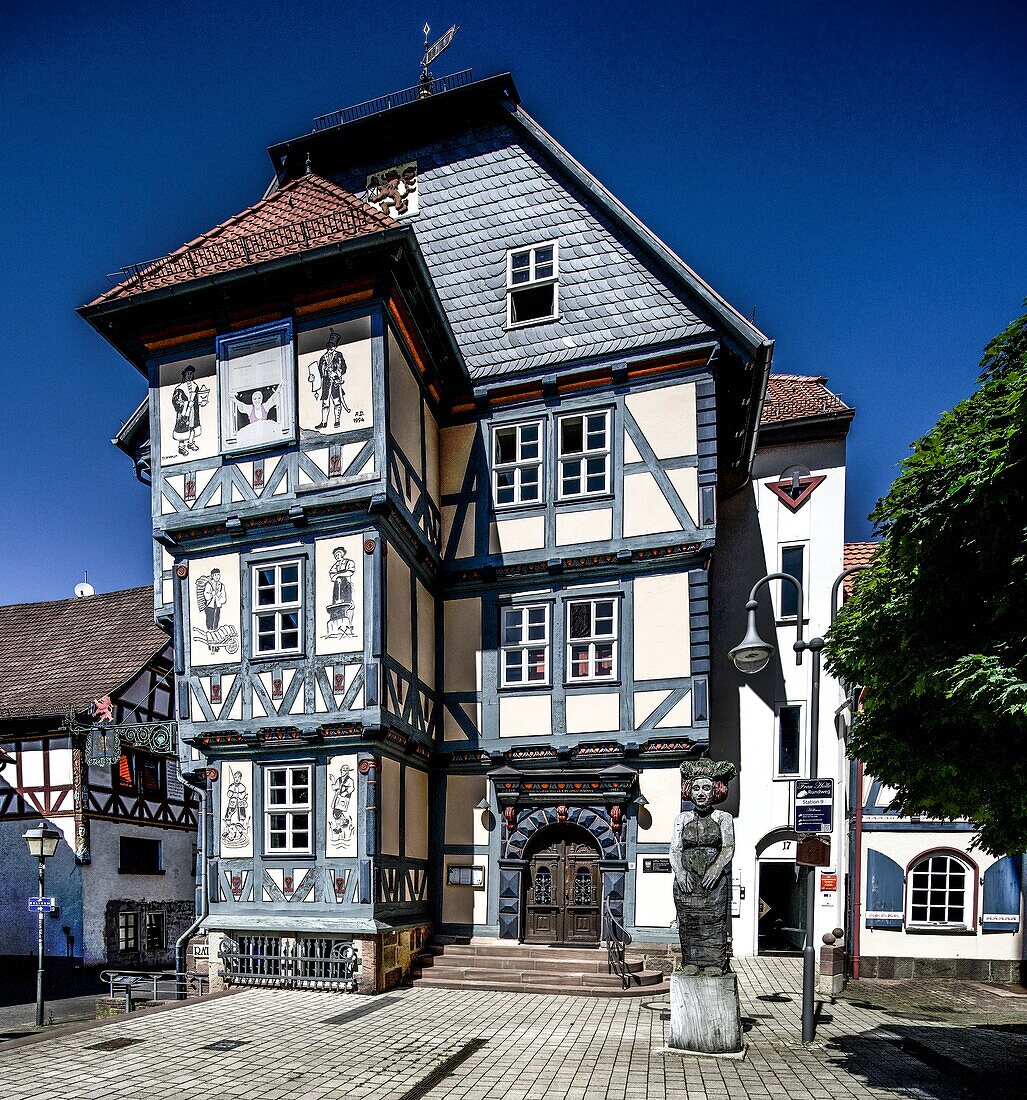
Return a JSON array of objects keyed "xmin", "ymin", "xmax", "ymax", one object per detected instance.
[
  {"xmin": 866, "ymin": 849, "xmax": 904, "ymax": 929},
  {"xmin": 982, "ymin": 856, "xmax": 1022, "ymax": 933}
]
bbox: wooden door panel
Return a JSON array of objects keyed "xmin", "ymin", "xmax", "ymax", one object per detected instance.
[{"xmin": 524, "ymin": 833, "xmax": 600, "ymax": 945}]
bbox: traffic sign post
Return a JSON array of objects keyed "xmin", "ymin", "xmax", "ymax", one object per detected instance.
[{"xmin": 794, "ymin": 778, "xmax": 834, "ymax": 834}]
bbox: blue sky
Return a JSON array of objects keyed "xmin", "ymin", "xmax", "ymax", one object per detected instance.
[{"xmin": 0, "ymin": 1, "xmax": 1023, "ymax": 604}]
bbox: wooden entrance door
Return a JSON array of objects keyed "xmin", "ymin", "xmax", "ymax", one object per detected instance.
[{"xmin": 524, "ymin": 831, "xmax": 601, "ymax": 944}]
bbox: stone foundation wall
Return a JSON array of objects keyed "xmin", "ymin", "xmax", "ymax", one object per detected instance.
[
  {"xmin": 858, "ymin": 955, "xmax": 1024, "ymax": 982},
  {"xmin": 625, "ymin": 939, "xmax": 679, "ymax": 975},
  {"xmin": 206, "ymin": 923, "xmax": 433, "ymax": 995}
]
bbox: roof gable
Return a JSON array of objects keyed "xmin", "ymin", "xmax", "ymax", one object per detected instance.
[{"xmin": 90, "ymin": 174, "xmax": 394, "ymax": 305}]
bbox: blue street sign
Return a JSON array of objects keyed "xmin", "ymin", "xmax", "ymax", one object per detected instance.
[
  {"xmin": 28, "ymin": 896, "xmax": 56, "ymax": 913},
  {"xmin": 794, "ymin": 779, "xmax": 834, "ymax": 834}
]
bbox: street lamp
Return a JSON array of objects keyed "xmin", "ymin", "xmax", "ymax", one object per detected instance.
[
  {"xmin": 729, "ymin": 567, "xmax": 866, "ymax": 1043},
  {"xmin": 23, "ymin": 821, "xmax": 61, "ymax": 1027}
]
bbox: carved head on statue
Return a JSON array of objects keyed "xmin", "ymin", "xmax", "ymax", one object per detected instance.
[{"xmin": 680, "ymin": 758, "xmax": 736, "ymax": 812}]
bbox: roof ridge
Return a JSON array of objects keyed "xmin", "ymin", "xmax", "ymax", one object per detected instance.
[{"xmin": 0, "ymin": 583, "xmax": 153, "ymax": 614}]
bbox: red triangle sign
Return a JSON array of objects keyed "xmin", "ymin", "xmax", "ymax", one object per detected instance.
[{"xmin": 765, "ymin": 474, "xmax": 826, "ymax": 512}]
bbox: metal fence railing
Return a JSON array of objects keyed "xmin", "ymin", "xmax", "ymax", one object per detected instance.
[
  {"xmin": 219, "ymin": 934, "xmax": 359, "ymax": 992},
  {"xmin": 312, "ymin": 69, "xmax": 473, "ymax": 131}
]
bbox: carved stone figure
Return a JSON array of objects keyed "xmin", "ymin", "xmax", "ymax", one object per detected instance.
[{"xmin": 669, "ymin": 758, "xmax": 736, "ymax": 975}]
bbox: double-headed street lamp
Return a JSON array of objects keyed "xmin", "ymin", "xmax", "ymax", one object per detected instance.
[
  {"xmin": 23, "ymin": 821, "xmax": 61, "ymax": 1028},
  {"xmin": 728, "ymin": 566, "xmax": 866, "ymax": 1044}
]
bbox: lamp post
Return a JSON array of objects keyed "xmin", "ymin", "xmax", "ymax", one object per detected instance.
[
  {"xmin": 23, "ymin": 821, "xmax": 61, "ymax": 1027},
  {"xmin": 728, "ymin": 567, "xmax": 866, "ymax": 1043}
]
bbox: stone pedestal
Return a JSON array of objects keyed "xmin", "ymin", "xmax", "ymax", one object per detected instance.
[{"xmin": 669, "ymin": 972, "xmax": 743, "ymax": 1055}]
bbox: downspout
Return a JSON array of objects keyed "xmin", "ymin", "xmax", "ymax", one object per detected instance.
[
  {"xmin": 850, "ymin": 757, "xmax": 864, "ymax": 979},
  {"xmin": 175, "ymin": 772, "xmax": 209, "ymax": 998}
]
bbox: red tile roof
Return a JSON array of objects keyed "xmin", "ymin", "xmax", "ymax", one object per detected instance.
[
  {"xmin": 844, "ymin": 541, "xmax": 880, "ymax": 570},
  {"xmin": 90, "ymin": 174, "xmax": 395, "ymax": 305},
  {"xmin": 761, "ymin": 374, "xmax": 851, "ymax": 425},
  {"xmin": 0, "ymin": 586, "xmax": 168, "ymax": 720}
]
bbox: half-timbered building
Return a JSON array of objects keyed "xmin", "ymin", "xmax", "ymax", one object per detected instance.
[
  {"xmin": 81, "ymin": 71, "xmax": 785, "ymax": 992},
  {"xmin": 0, "ymin": 586, "xmax": 197, "ymax": 968}
]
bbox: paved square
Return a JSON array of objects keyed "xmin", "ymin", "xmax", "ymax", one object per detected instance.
[{"xmin": 0, "ymin": 958, "xmax": 1023, "ymax": 1099}]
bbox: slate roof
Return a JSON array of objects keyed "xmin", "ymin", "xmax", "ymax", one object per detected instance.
[
  {"xmin": 0, "ymin": 586, "xmax": 168, "ymax": 720},
  {"xmin": 331, "ymin": 122, "xmax": 732, "ymax": 380},
  {"xmin": 90, "ymin": 174, "xmax": 395, "ymax": 305},
  {"xmin": 761, "ymin": 374, "xmax": 851, "ymax": 425}
]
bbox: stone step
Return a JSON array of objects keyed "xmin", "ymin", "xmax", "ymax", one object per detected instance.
[
  {"xmin": 421, "ymin": 953, "xmax": 643, "ymax": 976},
  {"xmin": 414, "ymin": 974, "xmax": 670, "ymax": 998},
  {"xmin": 433, "ymin": 943, "xmax": 611, "ymax": 964},
  {"xmin": 418, "ymin": 962, "xmax": 660, "ymax": 987}
]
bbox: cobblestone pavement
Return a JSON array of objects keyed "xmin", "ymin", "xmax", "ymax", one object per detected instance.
[{"xmin": 0, "ymin": 957, "xmax": 1023, "ymax": 1099}]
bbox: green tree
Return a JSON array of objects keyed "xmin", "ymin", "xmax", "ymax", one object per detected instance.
[{"xmin": 827, "ymin": 308, "xmax": 1027, "ymax": 854}]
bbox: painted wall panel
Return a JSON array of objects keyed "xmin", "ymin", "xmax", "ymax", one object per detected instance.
[
  {"xmin": 499, "ymin": 694, "xmax": 552, "ymax": 738},
  {"xmin": 297, "ymin": 317, "xmax": 374, "ymax": 435},
  {"xmin": 442, "ymin": 855, "xmax": 489, "ymax": 926},
  {"xmin": 404, "ymin": 767, "xmax": 429, "ymax": 860},
  {"xmin": 387, "ymin": 550, "xmax": 413, "ymax": 672},
  {"xmin": 564, "ymin": 692, "xmax": 620, "ymax": 735},
  {"xmin": 637, "ymin": 768, "xmax": 682, "ymax": 844},
  {"xmin": 444, "ymin": 599, "xmax": 482, "ymax": 693},
  {"xmin": 626, "ymin": 383, "xmax": 697, "ymax": 459},
  {"xmin": 633, "ymin": 573, "xmax": 691, "ymax": 681},
  {"xmin": 416, "ymin": 581, "xmax": 436, "ymax": 691},
  {"xmin": 623, "ymin": 472, "xmax": 680, "ymax": 537},
  {"xmin": 490, "ymin": 515, "xmax": 546, "ymax": 554},
  {"xmin": 424, "ymin": 402, "xmax": 440, "ymax": 508},
  {"xmin": 555, "ymin": 507, "xmax": 613, "ymax": 547},
  {"xmin": 380, "ymin": 757, "xmax": 401, "ymax": 857},
  {"xmin": 189, "ymin": 552, "xmax": 242, "ymax": 668},
  {"xmin": 441, "ymin": 424, "xmax": 476, "ymax": 496},
  {"xmin": 444, "ymin": 775, "xmax": 490, "ymax": 847},
  {"xmin": 218, "ymin": 761, "xmax": 253, "ymax": 858},
  {"xmin": 387, "ymin": 329, "xmax": 423, "ymax": 470},
  {"xmin": 314, "ymin": 534, "xmax": 365, "ymax": 656},
  {"xmin": 157, "ymin": 352, "xmax": 217, "ymax": 467},
  {"xmin": 325, "ymin": 755, "xmax": 358, "ymax": 857}
]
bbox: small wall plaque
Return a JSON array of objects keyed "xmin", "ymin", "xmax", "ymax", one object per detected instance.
[
  {"xmin": 447, "ymin": 865, "xmax": 485, "ymax": 887},
  {"xmin": 643, "ymin": 858, "xmax": 673, "ymax": 873}
]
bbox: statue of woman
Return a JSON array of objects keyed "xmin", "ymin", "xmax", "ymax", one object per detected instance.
[{"xmin": 669, "ymin": 758, "xmax": 737, "ymax": 975}]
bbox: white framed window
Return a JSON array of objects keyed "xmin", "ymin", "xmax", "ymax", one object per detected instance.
[
  {"xmin": 558, "ymin": 411, "xmax": 611, "ymax": 499},
  {"xmin": 264, "ymin": 765, "xmax": 312, "ymax": 854},
  {"xmin": 492, "ymin": 420, "xmax": 544, "ymax": 507},
  {"xmin": 566, "ymin": 597, "xmax": 618, "ymax": 682},
  {"xmin": 118, "ymin": 911, "xmax": 138, "ymax": 951},
  {"xmin": 779, "ymin": 543, "xmax": 806, "ymax": 619},
  {"xmin": 501, "ymin": 604, "xmax": 550, "ymax": 687},
  {"xmin": 775, "ymin": 704, "xmax": 802, "ymax": 778},
  {"xmin": 218, "ymin": 319, "xmax": 295, "ymax": 454},
  {"xmin": 907, "ymin": 852, "xmax": 973, "ymax": 929},
  {"xmin": 251, "ymin": 560, "xmax": 303, "ymax": 657},
  {"xmin": 506, "ymin": 242, "xmax": 559, "ymax": 326}
]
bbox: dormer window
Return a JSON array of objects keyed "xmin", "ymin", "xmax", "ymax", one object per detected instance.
[{"xmin": 507, "ymin": 243, "xmax": 559, "ymax": 327}]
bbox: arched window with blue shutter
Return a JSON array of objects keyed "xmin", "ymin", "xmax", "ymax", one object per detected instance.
[
  {"xmin": 982, "ymin": 856, "xmax": 1023, "ymax": 933},
  {"xmin": 865, "ymin": 849, "xmax": 903, "ymax": 929}
]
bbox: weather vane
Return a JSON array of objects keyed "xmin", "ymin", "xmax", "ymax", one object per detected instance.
[{"xmin": 419, "ymin": 22, "xmax": 459, "ymax": 98}]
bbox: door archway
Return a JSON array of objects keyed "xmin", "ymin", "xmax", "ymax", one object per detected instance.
[{"xmin": 523, "ymin": 823, "xmax": 602, "ymax": 945}]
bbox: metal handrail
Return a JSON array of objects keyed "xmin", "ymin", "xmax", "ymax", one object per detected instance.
[
  {"xmin": 603, "ymin": 896, "xmax": 630, "ymax": 990},
  {"xmin": 312, "ymin": 70, "xmax": 474, "ymax": 131}
]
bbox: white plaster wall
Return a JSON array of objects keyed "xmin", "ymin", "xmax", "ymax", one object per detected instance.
[
  {"xmin": 490, "ymin": 515, "xmax": 546, "ymax": 554},
  {"xmin": 714, "ymin": 436, "xmax": 849, "ymax": 958},
  {"xmin": 444, "ymin": 775, "xmax": 490, "ymax": 847},
  {"xmin": 81, "ymin": 818, "xmax": 195, "ymax": 966},
  {"xmin": 636, "ymin": 768, "xmax": 681, "ymax": 845},
  {"xmin": 386, "ymin": 549, "xmax": 412, "ymax": 672},
  {"xmin": 625, "ymin": 382, "xmax": 697, "ymax": 459},
  {"xmin": 564, "ymin": 692, "xmax": 619, "ymax": 735},
  {"xmin": 0, "ymin": 815, "xmax": 82, "ymax": 957},
  {"xmin": 442, "ymin": 856, "xmax": 489, "ymax": 926},
  {"xmin": 188, "ymin": 551, "xmax": 242, "ymax": 669},
  {"xmin": 499, "ymin": 694, "xmax": 552, "ymax": 738},
  {"xmin": 859, "ymin": 832, "xmax": 1023, "ymax": 961},
  {"xmin": 555, "ymin": 507, "xmax": 613, "ymax": 546}
]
